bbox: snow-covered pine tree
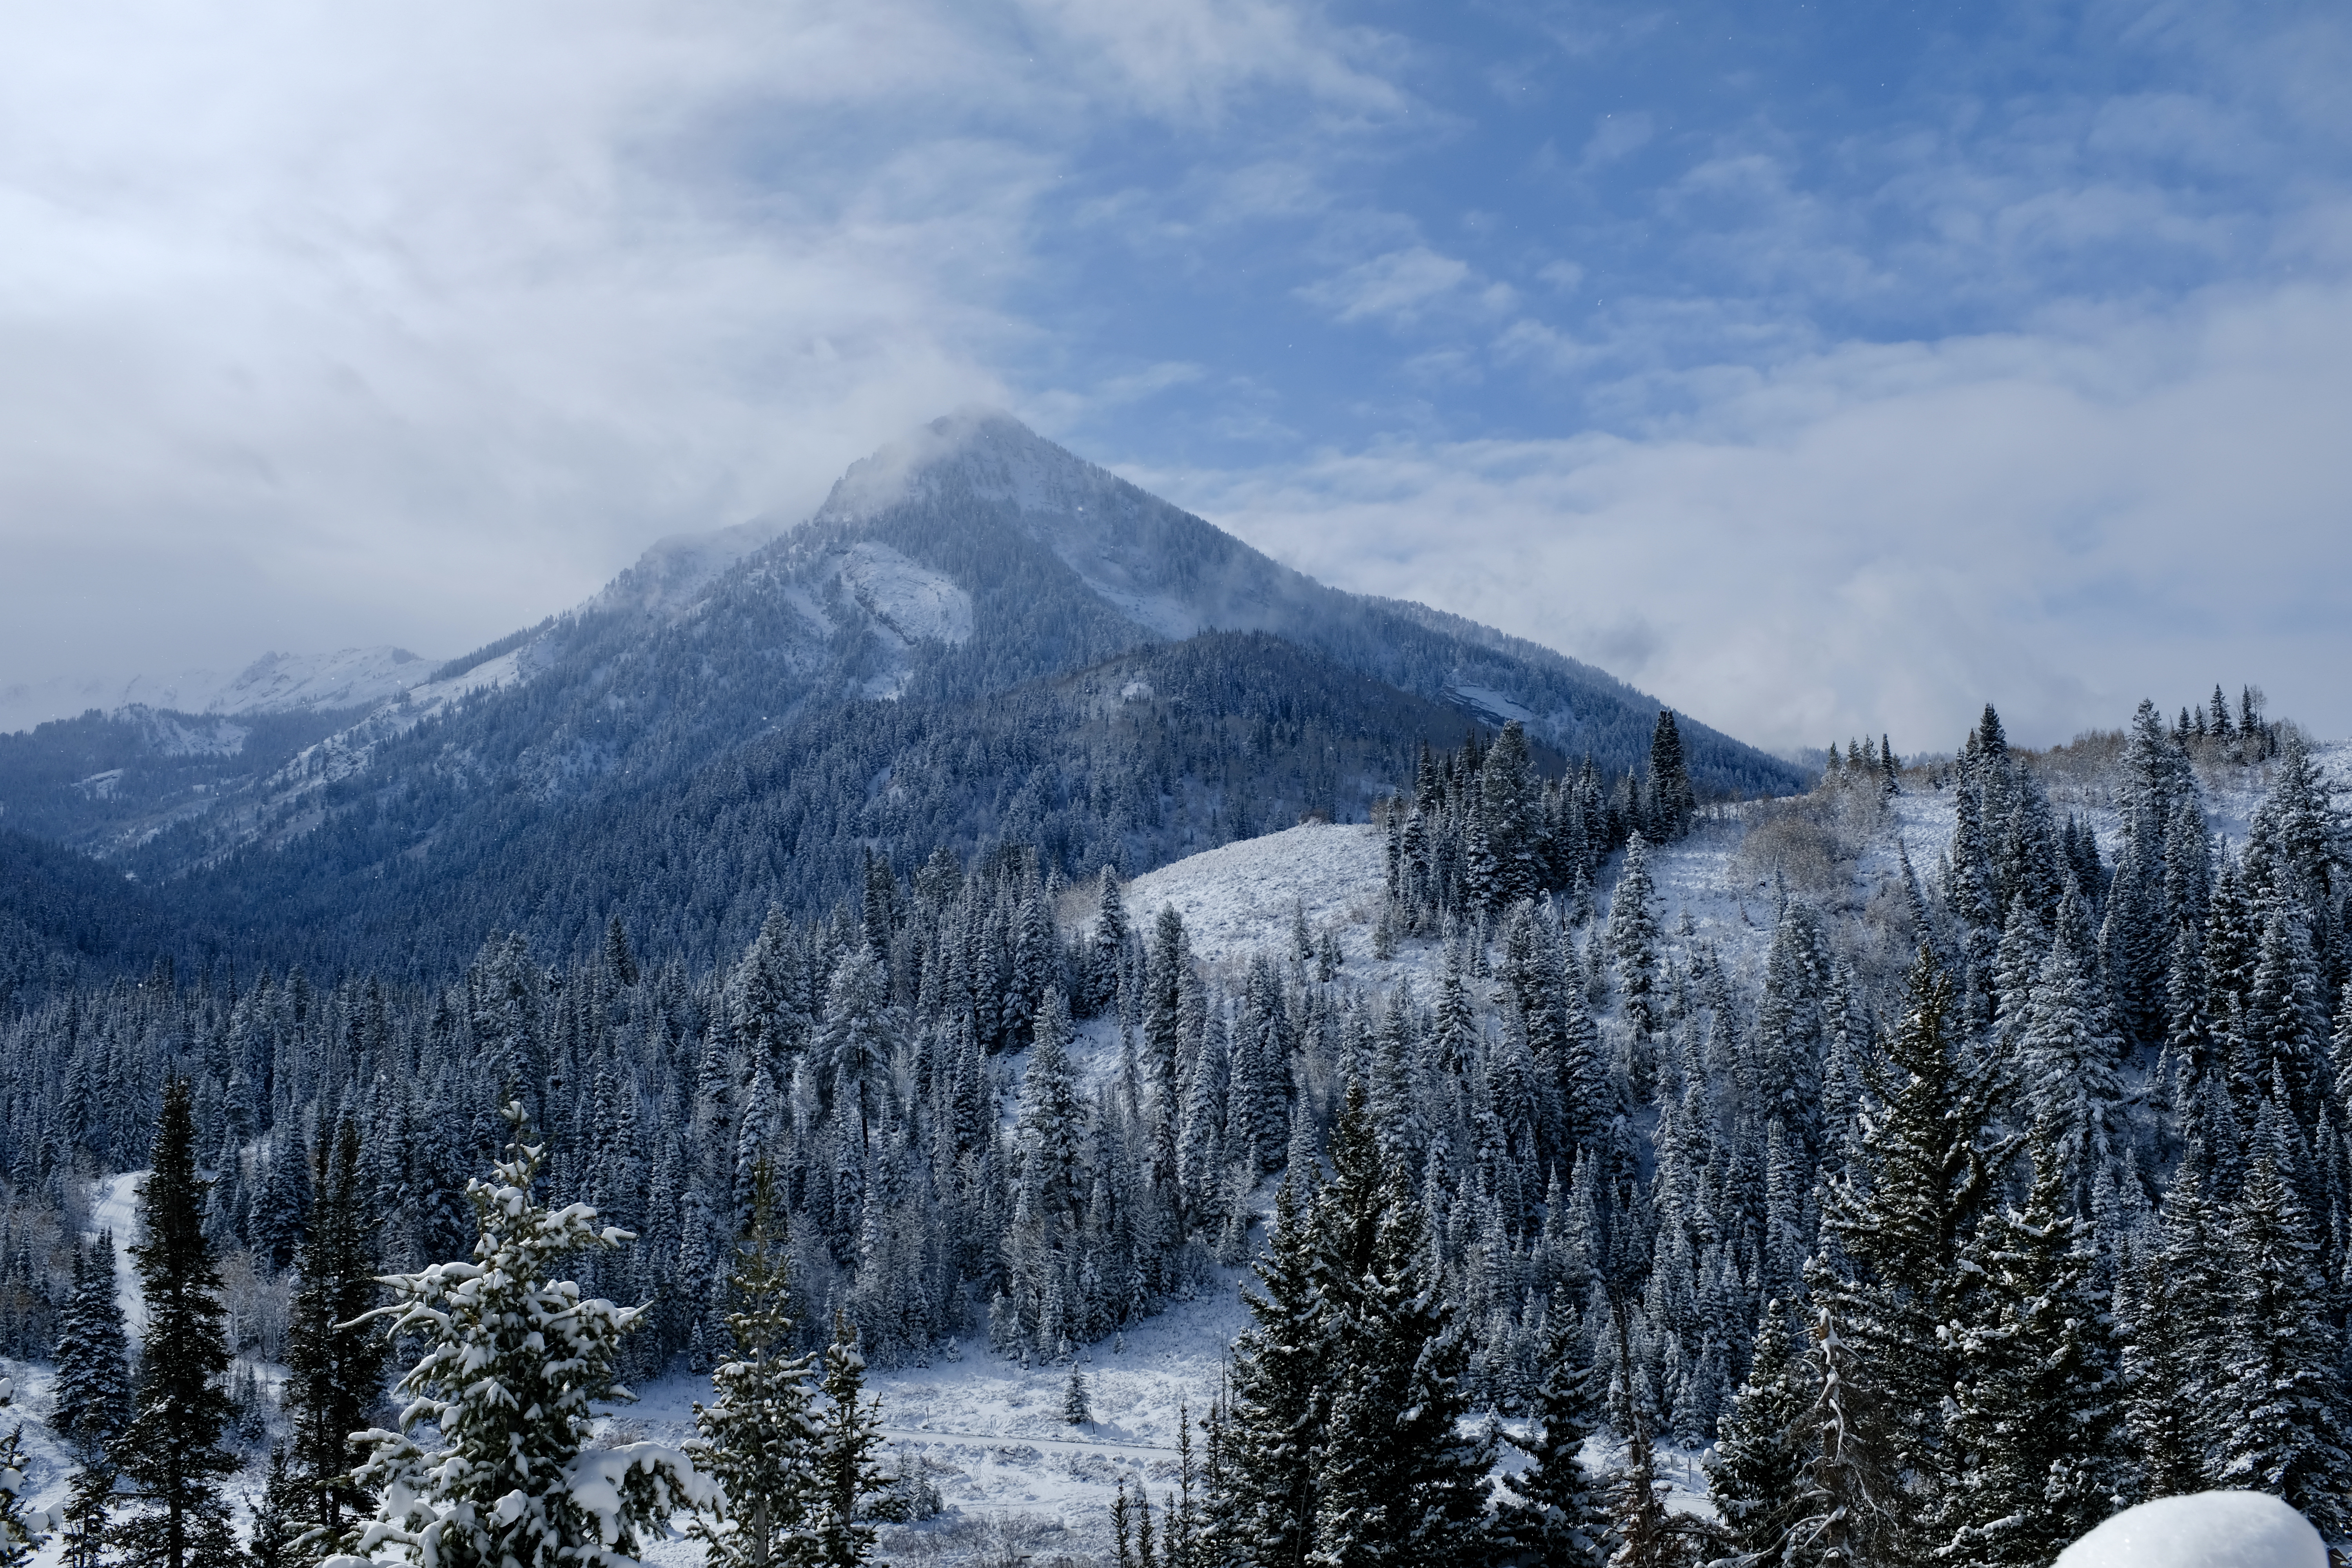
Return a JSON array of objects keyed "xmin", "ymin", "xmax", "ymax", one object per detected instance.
[
  {"xmin": 1065, "ymin": 1368, "xmax": 1092, "ymax": 1426},
  {"xmin": 687, "ymin": 1162, "xmax": 818, "ymax": 1568},
  {"xmin": 1814, "ymin": 945, "xmax": 2009, "ymax": 1550},
  {"xmin": 57, "ymin": 1454, "xmax": 114, "ymax": 1568},
  {"xmin": 1607, "ymin": 837, "xmax": 1661, "ymax": 1037},
  {"xmin": 51, "ymin": 1234, "xmax": 133, "ymax": 1455},
  {"xmin": 1498, "ymin": 1314, "xmax": 1608, "ymax": 1568},
  {"xmin": 1943, "ymin": 1134, "xmax": 2123, "ymax": 1567},
  {"xmin": 328, "ymin": 1103, "xmax": 706, "ymax": 1568},
  {"xmin": 808, "ymin": 1312, "xmax": 886, "ymax": 1568},
  {"xmin": 249, "ymin": 1448, "xmax": 304, "ymax": 1568},
  {"xmin": 2210, "ymin": 1127, "xmax": 2352, "ymax": 1535},
  {"xmin": 1704, "ymin": 1303, "xmax": 1810, "ymax": 1568},
  {"xmin": 1223, "ymin": 1163, "xmax": 1328, "ymax": 1568},
  {"xmin": 1644, "ymin": 711, "xmax": 1696, "ymax": 843},
  {"xmin": 113, "ymin": 1077, "xmax": 241, "ymax": 1568},
  {"xmin": 286, "ymin": 1114, "xmax": 390, "ymax": 1540},
  {"xmin": 1303, "ymin": 1083, "xmax": 1495, "ymax": 1568}
]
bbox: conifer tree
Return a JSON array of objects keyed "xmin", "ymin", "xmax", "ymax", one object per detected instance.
[
  {"xmin": 687, "ymin": 1161, "xmax": 818, "ymax": 1568},
  {"xmin": 332, "ymin": 1103, "xmax": 705, "ymax": 1568},
  {"xmin": 249, "ymin": 1449, "xmax": 303, "ymax": 1568},
  {"xmin": 51, "ymin": 1235, "xmax": 133, "ymax": 1455},
  {"xmin": 1814, "ymin": 946, "xmax": 2009, "ymax": 1549},
  {"xmin": 1944, "ymin": 1136, "xmax": 2123, "ymax": 1567},
  {"xmin": 808, "ymin": 1313, "xmax": 885, "ymax": 1568},
  {"xmin": 2211, "ymin": 1143, "xmax": 2352, "ymax": 1535},
  {"xmin": 58, "ymin": 1455, "xmax": 114, "ymax": 1568},
  {"xmin": 1608, "ymin": 837, "xmax": 1661, "ymax": 1037},
  {"xmin": 1644, "ymin": 712, "xmax": 1696, "ymax": 843},
  {"xmin": 1065, "ymin": 1368, "xmax": 1092, "ymax": 1426},
  {"xmin": 1704, "ymin": 1305, "xmax": 1810, "ymax": 1568},
  {"xmin": 114, "ymin": 1077, "xmax": 241, "ymax": 1568},
  {"xmin": 287, "ymin": 1115, "xmax": 388, "ymax": 1540},
  {"xmin": 1224, "ymin": 1165, "xmax": 1327, "ymax": 1568},
  {"xmin": 1499, "ymin": 1317, "xmax": 1608, "ymax": 1568}
]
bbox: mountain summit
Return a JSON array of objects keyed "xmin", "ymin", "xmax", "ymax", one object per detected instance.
[{"xmin": 1, "ymin": 412, "xmax": 1804, "ymax": 975}]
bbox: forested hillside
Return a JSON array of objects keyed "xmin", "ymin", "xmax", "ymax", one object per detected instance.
[{"xmin": 4, "ymin": 685, "xmax": 2347, "ymax": 1564}]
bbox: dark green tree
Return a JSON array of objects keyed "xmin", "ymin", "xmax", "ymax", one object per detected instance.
[
  {"xmin": 1499, "ymin": 1316, "xmax": 1608, "ymax": 1567},
  {"xmin": 285, "ymin": 1115, "xmax": 388, "ymax": 1540},
  {"xmin": 1644, "ymin": 712, "xmax": 1696, "ymax": 842},
  {"xmin": 113, "ymin": 1078, "xmax": 242, "ymax": 1568},
  {"xmin": 246, "ymin": 1450, "xmax": 302, "ymax": 1568},
  {"xmin": 1704, "ymin": 1305, "xmax": 1811, "ymax": 1568},
  {"xmin": 1814, "ymin": 946, "xmax": 2011, "ymax": 1553},
  {"xmin": 52, "ymin": 1236, "xmax": 134, "ymax": 1455},
  {"xmin": 1943, "ymin": 1136, "xmax": 2124, "ymax": 1566}
]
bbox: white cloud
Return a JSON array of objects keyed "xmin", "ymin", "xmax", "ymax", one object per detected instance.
[
  {"xmin": 1297, "ymin": 245, "xmax": 1481, "ymax": 325},
  {"xmin": 1131, "ymin": 278, "xmax": 2352, "ymax": 753},
  {"xmin": 0, "ymin": 0, "xmax": 1399, "ymax": 701}
]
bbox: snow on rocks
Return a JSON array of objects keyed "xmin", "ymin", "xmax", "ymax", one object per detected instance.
[{"xmin": 2055, "ymin": 1491, "xmax": 2328, "ymax": 1568}]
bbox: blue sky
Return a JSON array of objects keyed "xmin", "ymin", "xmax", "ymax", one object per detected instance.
[{"xmin": 3, "ymin": 0, "xmax": 2348, "ymax": 751}]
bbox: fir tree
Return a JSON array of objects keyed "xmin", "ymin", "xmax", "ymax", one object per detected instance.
[
  {"xmin": 1303, "ymin": 1085, "xmax": 1495, "ymax": 1568},
  {"xmin": 58, "ymin": 1455, "xmax": 114, "ymax": 1568},
  {"xmin": 808, "ymin": 1313, "xmax": 885, "ymax": 1568},
  {"xmin": 1813, "ymin": 946, "xmax": 2009, "ymax": 1551},
  {"xmin": 1704, "ymin": 1305, "xmax": 1810, "ymax": 1568},
  {"xmin": 113, "ymin": 1078, "xmax": 241, "ymax": 1568},
  {"xmin": 1944, "ymin": 1136, "xmax": 2124, "ymax": 1567},
  {"xmin": 336, "ymin": 1103, "xmax": 706, "ymax": 1568},
  {"xmin": 1065, "ymin": 1368, "xmax": 1093, "ymax": 1426},
  {"xmin": 286, "ymin": 1116, "xmax": 388, "ymax": 1540},
  {"xmin": 1644, "ymin": 713, "xmax": 1696, "ymax": 843},
  {"xmin": 1608, "ymin": 837, "xmax": 1661, "ymax": 1037},
  {"xmin": 1225, "ymin": 1165, "xmax": 1331, "ymax": 1568},
  {"xmin": 51, "ymin": 1236, "xmax": 133, "ymax": 1455},
  {"xmin": 2211, "ymin": 1143, "xmax": 2352, "ymax": 1535},
  {"xmin": 1499, "ymin": 1317, "xmax": 1608, "ymax": 1568},
  {"xmin": 686, "ymin": 1161, "xmax": 818, "ymax": 1568}
]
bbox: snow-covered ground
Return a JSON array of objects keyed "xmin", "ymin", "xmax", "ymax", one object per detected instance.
[{"xmin": 12, "ymin": 741, "xmax": 2346, "ymax": 1566}]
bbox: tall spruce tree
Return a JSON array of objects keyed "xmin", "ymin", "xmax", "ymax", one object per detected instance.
[
  {"xmin": 1943, "ymin": 1136, "xmax": 2123, "ymax": 1567},
  {"xmin": 687, "ymin": 1163, "xmax": 819, "ymax": 1568},
  {"xmin": 286, "ymin": 1115, "xmax": 388, "ymax": 1540},
  {"xmin": 1499, "ymin": 1316, "xmax": 1608, "ymax": 1568},
  {"xmin": 2210, "ymin": 1140, "xmax": 2352, "ymax": 1535},
  {"xmin": 1644, "ymin": 712, "xmax": 1696, "ymax": 843},
  {"xmin": 1224, "ymin": 1165, "xmax": 1328, "ymax": 1568},
  {"xmin": 1814, "ymin": 946, "xmax": 2010, "ymax": 1554},
  {"xmin": 114, "ymin": 1078, "xmax": 241, "ymax": 1568},
  {"xmin": 1704, "ymin": 1305, "xmax": 1810, "ymax": 1568}
]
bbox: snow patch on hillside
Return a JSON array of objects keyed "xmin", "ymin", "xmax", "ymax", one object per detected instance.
[
  {"xmin": 1121, "ymin": 822, "xmax": 1386, "ymax": 971},
  {"xmin": 838, "ymin": 542, "xmax": 973, "ymax": 648}
]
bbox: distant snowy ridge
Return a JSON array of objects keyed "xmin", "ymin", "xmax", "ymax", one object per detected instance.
[{"xmin": 0, "ymin": 646, "xmax": 441, "ymax": 737}]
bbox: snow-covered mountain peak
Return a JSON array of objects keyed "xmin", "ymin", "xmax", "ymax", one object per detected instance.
[{"xmin": 816, "ymin": 407, "xmax": 1131, "ymax": 526}]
